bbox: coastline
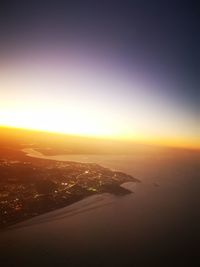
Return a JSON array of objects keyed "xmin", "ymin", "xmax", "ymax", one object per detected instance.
[
  {"xmin": 1, "ymin": 148, "xmax": 139, "ymax": 229},
  {"xmin": 22, "ymin": 148, "xmax": 139, "ymax": 190},
  {"xmin": 3, "ymin": 193, "xmax": 116, "ymax": 231}
]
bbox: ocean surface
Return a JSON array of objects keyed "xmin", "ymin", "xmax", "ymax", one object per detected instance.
[{"xmin": 1, "ymin": 147, "xmax": 199, "ymax": 266}]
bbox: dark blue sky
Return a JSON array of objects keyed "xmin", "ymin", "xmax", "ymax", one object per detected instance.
[{"xmin": 0, "ymin": 0, "xmax": 198, "ymax": 106}]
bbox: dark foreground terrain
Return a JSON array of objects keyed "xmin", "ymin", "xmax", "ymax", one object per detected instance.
[{"xmin": 0, "ymin": 149, "xmax": 139, "ymax": 228}]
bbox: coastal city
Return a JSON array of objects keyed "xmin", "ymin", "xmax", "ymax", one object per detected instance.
[{"xmin": 0, "ymin": 156, "xmax": 138, "ymax": 228}]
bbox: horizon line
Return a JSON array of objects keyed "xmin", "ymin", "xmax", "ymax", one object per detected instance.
[{"xmin": 0, "ymin": 124, "xmax": 199, "ymax": 152}]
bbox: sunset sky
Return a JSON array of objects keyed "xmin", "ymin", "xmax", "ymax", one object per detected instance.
[{"xmin": 0, "ymin": 1, "xmax": 199, "ymax": 149}]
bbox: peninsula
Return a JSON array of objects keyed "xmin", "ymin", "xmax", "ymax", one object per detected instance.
[{"xmin": 0, "ymin": 147, "xmax": 139, "ymax": 229}]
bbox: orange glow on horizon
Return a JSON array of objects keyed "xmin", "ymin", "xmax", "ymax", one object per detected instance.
[
  {"xmin": 0, "ymin": 123, "xmax": 199, "ymax": 150},
  {"xmin": 0, "ymin": 50, "xmax": 199, "ymax": 151}
]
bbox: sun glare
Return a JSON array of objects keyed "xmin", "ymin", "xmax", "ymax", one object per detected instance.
[{"xmin": 0, "ymin": 49, "xmax": 199, "ymax": 150}]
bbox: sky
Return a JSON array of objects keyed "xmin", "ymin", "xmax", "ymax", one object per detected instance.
[{"xmin": 0, "ymin": 0, "xmax": 199, "ymax": 149}]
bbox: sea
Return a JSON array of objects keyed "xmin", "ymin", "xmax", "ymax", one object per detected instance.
[{"xmin": 0, "ymin": 147, "xmax": 199, "ymax": 266}]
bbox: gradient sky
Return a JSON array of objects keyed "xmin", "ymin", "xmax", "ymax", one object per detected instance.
[{"xmin": 0, "ymin": 1, "xmax": 199, "ymax": 149}]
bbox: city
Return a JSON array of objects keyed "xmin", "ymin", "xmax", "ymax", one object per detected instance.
[{"xmin": 0, "ymin": 156, "xmax": 139, "ymax": 228}]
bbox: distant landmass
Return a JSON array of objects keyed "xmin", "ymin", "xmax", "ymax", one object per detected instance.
[{"xmin": 0, "ymin": 126, "xmax": 169, "ymax": 155}]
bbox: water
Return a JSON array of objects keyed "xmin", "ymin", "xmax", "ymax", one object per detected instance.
[{"xmin": 1, "ymin": 148, "xmax": 199, "ymax": 266}]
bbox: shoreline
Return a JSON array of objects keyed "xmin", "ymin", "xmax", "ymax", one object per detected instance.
[
  {"xmin": 1, "ymin": 193, "xmax": 115, "ymax": 232},
  {"xmin": 1, "ymin": 149, "xmax": 139, "ymax": 229},
  {"xmin": 22, "ymin": 148, "xmax": 140, "ymax": 188}
]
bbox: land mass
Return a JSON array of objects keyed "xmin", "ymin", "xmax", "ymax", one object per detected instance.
[{"xmin": 0, "ymin": 146, "xmax": 140, "ymax": 229}]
